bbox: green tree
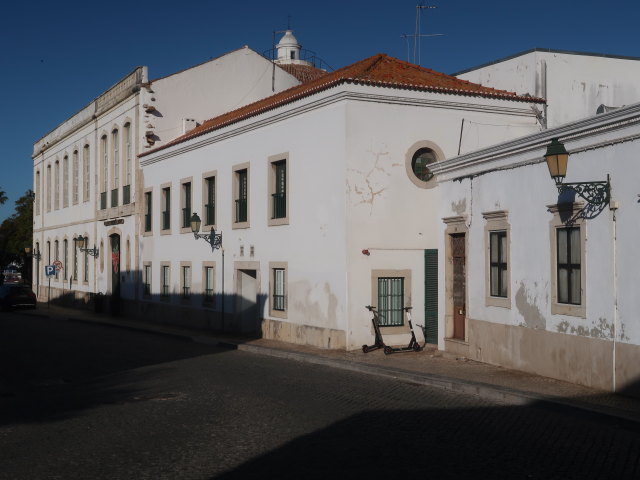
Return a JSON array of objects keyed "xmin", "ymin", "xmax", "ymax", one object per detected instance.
[
  {"xmin": 0, "ymin": 190, "xmax": 33, "ymax": 273},
  {"xmin": 0, "ymin": 188, "xmax": 6, "ymax": 205}
]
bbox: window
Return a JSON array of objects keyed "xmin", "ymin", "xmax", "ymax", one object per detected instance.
[
  {"xmin": 46, "ymin": 165, "xmax": 51, "ymax": 212},
  {"xmin": 83, "ymin": 245, "xmax": 88, "ymax": 282},
  {"xmin": 123, "ymin": 123, "xmax": 132, "ymax": 204},
  {"xmin": 483, "ymin": 211, "xmax": 510, "ymax": 308},
  {"xmin": 72, "ymin": 151, "xmax": 79, "ymax": 205},
  {"xmin": 181, "ymin": 180, "xmax": 192, "ymax": 230},
  {"xmin": 557, "ymin": 227, "xmax": 581, "ymax": 305},
  {"xmin": 233, "ymin": 164, "xmax": 250, "ymax": 228},
  {"xmin": 63, "ymin": 239, "xmax": 68, "ymax": 280},
  {"xmin": 203, "ymin": 265, "xmax": 214, "ymax": 304},
  {"xmin": 83, "ymin": 145, "xmax": 90, "ymax": 203},
  {"xmin": 54, "ymin": 240, "xmax": 59, "ymax": 279},
  {"xmin": 269, "ymin": 262, "xmax": 287, "ymax": 318},
  {"xmin": 411, "ymin": 148, "xmax": 436, "ymax": 182},
  {"xmin": 273, "ymin": 269, "xmax": 285, "ymax": 310},
  {"xmin": 54, "ymin": 161, "xmax": 60, "ymax": 210},
  {"xmin": 161, "ymin": 186, "xmax": 171, "ymax": 231},
  {"xmin": 372, "ymin": 269, "xmax": 411, "ymax": 327},
  {"xmin": 144, "ymin": 191, "xmax": 152, "ymax": 232},
  {"xmin": 489, "ymin": 232, "xmax": 507, "ymax": 297},
  {"xmin": 63, "ymin": 156, "xmax": 69, "ymax": 208},
  {"xmin": 161, "ymin": 264, "xmax": 170, "ymax": 297},
  {"xmin": 181, "ymin": 264, "xmax": 191, "ymax": 299},
  {"xmin": 549, "ymin": 204, "xmax": 586, "ymax": 317},
  {"xmin": 73, "ymin": 239, "xmax": 78, "ymax": 281},
  {"xmin": 111, "ymin": 129, "xmax": 119, "ymax": 207},
  {"xmin": 144, "ymin": 264, "xmax": 152, "ymax": 296},
  {"xmin": 100, "ymin": 135, "xmax": 108, "ymax": 209},
  {"xmin": 204, "ymin": 175, "xmax": 216, "ymax": 226},
  {"xmin": 236, "ymin": 169, "xmax": 248, "ymax": 223},
  {"xmin": 269, "ymin": 154, "xmax": 289, "ymax": 225},
  {"xmin": 378, "ymin": 278, "xmax": 404, "ymax": 326},
  {"xmin": 35, "ymin": 171, "xmax": 41, "ymax": 215}
]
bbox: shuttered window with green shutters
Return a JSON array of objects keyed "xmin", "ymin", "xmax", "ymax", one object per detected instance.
[{"xmin": 424, "ymin": 249, "xmax": 438, "ymax": 344}]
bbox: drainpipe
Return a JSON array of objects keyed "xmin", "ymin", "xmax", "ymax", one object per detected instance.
[{"xmin": 611, "ymin": 201, "xmax": 619, "ymax": 392}]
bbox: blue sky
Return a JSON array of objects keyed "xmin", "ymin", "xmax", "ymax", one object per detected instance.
[{"xmin": 1, "ymin": 0, "xmax": 638, "ymax": 223}]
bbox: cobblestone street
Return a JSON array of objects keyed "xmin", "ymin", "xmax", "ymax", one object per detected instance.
[{"xmin": 1, "ymin": 313, "xmax": 639, "ymax": 479}]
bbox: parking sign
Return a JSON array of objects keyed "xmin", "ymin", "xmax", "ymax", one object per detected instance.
[{"xmin": 44, "ymin": 265, "xmax": 56, "ymax": 277}]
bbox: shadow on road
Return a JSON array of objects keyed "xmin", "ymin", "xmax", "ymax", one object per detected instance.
[{"xmin": 0, "ymin": 313, "xmax": 223, "ymax": 427}]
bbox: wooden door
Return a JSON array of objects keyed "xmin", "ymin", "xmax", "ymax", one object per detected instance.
[{"xmin": 451, "ymin": 234, "xmax": 465, "ymax": 340}]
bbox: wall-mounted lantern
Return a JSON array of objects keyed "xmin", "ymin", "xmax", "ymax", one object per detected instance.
[
  {"xmin": 544, "ymin": 138, "xmax": 610, "ymax": 208},
  {"xmin": 75, "ymin": 235, "xmax": 99, "ymax": 257},
  {"xmin": 190, "ymin": 213, "xmax": 222, "ymax": 251}
]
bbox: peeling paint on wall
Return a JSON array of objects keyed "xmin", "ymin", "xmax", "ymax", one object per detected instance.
[
  {"xmin": 556, "ymin": 317, "xmax": 615, "ymax": 340},
  {"xmin": 451, "ymin": 198, "xmax": 466, "ymax": 216},
  {"xmin": 515, "ymin": 282, "xmax": 546, "ymax": 330},
  {"xmin": 290, "ymin": 280, "xmax": 340, "ymax": 329}
]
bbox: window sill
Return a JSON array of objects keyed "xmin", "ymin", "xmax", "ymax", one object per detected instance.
[
  {"xmin": 232, "ymin": 221, "xmax": 250, "ymax": 230},
  {"xmin": 551, "ymin": 302, "xmax": 586, "ymax": 318},
  {"xmin": 485, "ymin": 296, "xmax": 511, "ymax": 309},
  {"xmin": 268, "ymin": 217, "xmax": 289, "ymax": 227}
]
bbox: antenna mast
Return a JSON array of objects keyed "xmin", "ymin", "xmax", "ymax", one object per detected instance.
[{"xmin": 401, "ymin": 4, "xmax": 443, "ymax": 65}]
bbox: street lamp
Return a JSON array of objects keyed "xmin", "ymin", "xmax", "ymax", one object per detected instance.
[
  {"xmin": 25, "ymin": 246, "xmax": 41, "ymax": 261},
  {"xmin": 544, "ymin": 138, "xmax": 610, "ymax": 208},
  {"xmin": 75, "ymin": 235, "xmax": 99, "ymax": 257},
  {"xmin": 190, "ymin": 213, "xmax": 222, "ymax": 251}
]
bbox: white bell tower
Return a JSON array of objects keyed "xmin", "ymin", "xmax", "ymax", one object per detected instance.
[{"xmin": 275, "ymin": 30, "xmax": 311, "ymax": 66}]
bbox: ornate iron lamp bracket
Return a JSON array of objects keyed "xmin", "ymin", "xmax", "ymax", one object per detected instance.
[
  {"xmin": 556, "ymin": 175, "xmax": 610, "ymax": 209},
  {"xmin": 193, "ymin": 230, "xmax": 222, "ymax": 252}
]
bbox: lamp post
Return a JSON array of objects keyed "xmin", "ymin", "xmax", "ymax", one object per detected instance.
[
  {"xmin": 25, "ymin": 246, "xmax": 41, "ymax": 297},
  {"xmin": 544, "ymin": 137, "xmax": 610, "ymax": 208}
]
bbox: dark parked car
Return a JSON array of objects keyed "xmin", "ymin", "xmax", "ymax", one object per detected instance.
[{"xmin": 0, "ymin": 285, "xmax": 37, "ymax": 310}]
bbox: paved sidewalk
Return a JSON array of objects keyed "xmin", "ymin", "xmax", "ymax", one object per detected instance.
[{"xmin": 20, "ymin": 302, "xmax": 640, "ymax": 423}]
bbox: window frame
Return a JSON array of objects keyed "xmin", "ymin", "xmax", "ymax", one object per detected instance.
[
  {"xmin": 268, "ymin": 153, "xmax": 289, "ymax": 226},
  {"xmin": 143, "ymin": 263, "xmax": 152, "ymax": 297},
  {"xmin": 160, "ymin": 262, "xmax": 171, "ymax": 299},
  {"xmin": 83, "ymin": 144, "xmax": 90, "ymax": 203},
  {"xmin": 180, "ymin": 262, "xmax": 192, "ymax": 300},
  {"xmin": 180, "ymin": 177, "xmax": 193, "ymax": 233},
  {"xmin": 371, "ymin": 269, "xmax": 411, "ymax": 328},
  {"xmin": 72, "ymin": 150, "xmax": 79, "ymax": 205},
  {"xmin": 404, "ymin": 140, "xmax": 443, "ymax": 189},
  {"xmin": 202, "ymin": 171, "xmax": 217, "ymax": 228},
  {"xmin": 232, "ymin": 163, "xmax": 250, "ymax": 229},
  {"xmin": 549, "ymin": 203, "xmax": 586, "ymax": 318},
  {"xmin": 269, "ymin": 262, "xmax": 287, "ymax": 318},
  {"xmin": 161, "ymin": 183, "xmax": 171, "ymax": 233},
  {"xmin": 202, "ymin": 261, "xmax": 216, "ymax": 306},
  {"xmin": 483, "ymin": 210, "xmax": 511, "ymax": 308},
  {"xmin": 143, "ymin": 189, "xmax": 153, "ymax": 234},
  {"xmin": 63, "ymin": 155, "xmax": 69, "ymax": 208}
]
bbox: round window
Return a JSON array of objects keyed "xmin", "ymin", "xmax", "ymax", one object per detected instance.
[{"xmin": 411, "ymin": 148, "xmax": 437, "ymax": 182}]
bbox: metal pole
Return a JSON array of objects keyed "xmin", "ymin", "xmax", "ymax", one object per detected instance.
[
  {"xmin": 221, "ymin": 248, "xmax": 225, "ymax": 330},
  {"xmin": 48, "ymin": 276, "xmax": 50, "ymax": 308}
]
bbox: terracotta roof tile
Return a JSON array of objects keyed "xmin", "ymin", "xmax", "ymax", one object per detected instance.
[
  {"xmin": 141, "ymin": 54, "xmax": 544, "ymax": 157},
  {"xmin": 277, "ymin": 63, "xmax": 328, "ymax": 83}
]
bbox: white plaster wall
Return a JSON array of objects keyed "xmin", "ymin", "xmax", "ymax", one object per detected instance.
[
  {"xmin": 457, "ymin": 51, "xmax": 640, "ymax": 128},
  {"xmin": 141, "ymin": 100, "xmax": 349, "ymax": 333},
  {"xmin": 149, "ymin": 47, "xmax": 301, "ymax": 146},
  {"xmin": 343, "ymin": 87, "xmax": 541, "ymax": 349}
]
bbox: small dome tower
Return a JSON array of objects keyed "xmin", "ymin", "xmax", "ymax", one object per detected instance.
[{"xmin": 275, "ymin": 30, "xmax": 311, "ymax": 66}]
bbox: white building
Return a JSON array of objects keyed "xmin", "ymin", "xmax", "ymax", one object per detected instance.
[
  {"xmin": 433, "ymin": 102, "xmax": 640, "ymax": 394},
  {"xmin": 455, "ymin": 48, "xmax": 640, "ymax": 128},
  {"xmin": 138, "ymin": 53, "xmax": 543, "ymax": 349},
  {"xmin": 32, "ymin": 46, "xmax": 307, "ymax": 310}
]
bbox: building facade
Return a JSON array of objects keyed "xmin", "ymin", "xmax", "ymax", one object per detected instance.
[
  {"xmin": 138, "ymin": 54, "xmax": 543, "ymax": 349},
  {"xmin": 32, "ymin": 47, "xmax": 304, "ymax": 309},
  {"xmin": 433, "ymin": 102, "xmax": 640, "ymax": 394}
]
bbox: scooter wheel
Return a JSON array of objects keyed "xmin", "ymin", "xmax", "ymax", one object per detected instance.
[
  {"xmin": 413, "ymin": 344, "xmax": 423, "ymax": 352},
  {"xmin": 362, "ymin": 345, "xmax": 369, "ymax": 353},
  {"xmin": 383, "ymin": 346, "xmax": 393, "ymax": 355}
]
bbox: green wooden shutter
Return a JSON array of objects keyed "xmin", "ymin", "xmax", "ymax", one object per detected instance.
[{"xmin": 424, "ymin": 249, "xmax": 438, "ymax": 344}]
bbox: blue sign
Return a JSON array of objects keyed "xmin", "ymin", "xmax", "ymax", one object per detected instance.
[{"xmin": 44, "ymin": 265, "xmax": 56, "ymax": 277}]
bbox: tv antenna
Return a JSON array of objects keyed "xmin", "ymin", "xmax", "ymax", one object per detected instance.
[{"xmin": 401, "ymin": 4, "xmax": 443, "ymax": 65}]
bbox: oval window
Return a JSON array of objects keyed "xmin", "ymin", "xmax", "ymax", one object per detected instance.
[{"xmin": 411, "ymin": 148, "xmax": 437, "ymax": 182}]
